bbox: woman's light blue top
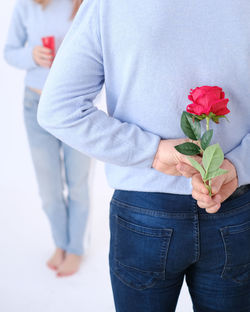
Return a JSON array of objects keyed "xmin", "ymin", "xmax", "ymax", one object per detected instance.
[
  {"xmin": 4, "ymin": 0, "xmax": 72, "ymax": 89},
  {"xmin": 38, "ymin": 0, "xmax": 250, "ymax": 194}
]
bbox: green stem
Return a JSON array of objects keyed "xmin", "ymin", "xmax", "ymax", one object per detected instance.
[
  {"xmin": 209, "ymin": 179, "xmax": 212, "ymax": 196},
  {"xmin": 206, "ymin": 117, "xmax": 210, "ymax": 131},
  {"xmin": 204, "ymin": 180, "xmax": 212, "ymax": 197}
]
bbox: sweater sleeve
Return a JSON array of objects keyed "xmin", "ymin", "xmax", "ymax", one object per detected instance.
[
  {"xmin": 225, "ymin": 133, "xmax": 250, "ymax": 187},
  {"xmin": 4, "ymin": 0, "xmax": 37, "ymax": 70},
  {"xmin": 37, "ymin": 0, "xmax": 160, "ymax": 168}
]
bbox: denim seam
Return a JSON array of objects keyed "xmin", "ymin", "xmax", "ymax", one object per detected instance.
[
  {"xmin": 113, "ymin": 215, "xmax": 172, "ymax": 284},
  {"xmin": 199, "ymin": 202, "xmax": 250, "ymax": 219},
  {"xmin": 226, "ymin": 226, "xmax": 250, "ymax": 235},
  {"xmin": 111, "ymin": 199, "xmax": 194, "ymax": 219},
  {"xmin": 192, "ymin": 201, "xmax": 200, "ymax": 263},
  {"xmin": 220, "ymin": 229, "xmax": 250, "ymax": 284},
  {"xmin": 160, "ymin": 228, "xmax": 173, "ymax": 274},
  {"xmin": 110, "ymin": 267, "xmax": 157, "ymax": 291},
  {"xmin": 219, "ymin": 228, "xmax": 228, "ymax": 279},
  {"xmin": 116, "ymin": 216, "xmax": 172, "ymax": 237},
  {"xmin": 115, "ymin": 259, "xmax": 165, "ymax": 276},
  {"xmin": 114, "ymin": 216, "xmax": 173, "ymax": 274},
  {"xmin": 221, "ymin": 221, "xmax": 250, "ymax": 235},
  {"xmin": 112, "ymin": 198, "xmax": 250, "ymax": 220}
]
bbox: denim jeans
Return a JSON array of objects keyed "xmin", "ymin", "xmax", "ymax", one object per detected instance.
[
  {"xmin": 23, "ymin": 87, "xmax": 90, "ymax": 255},
  {"xmin": 109, "ymin": 188, "xmax": 250, "ymax": 312}
]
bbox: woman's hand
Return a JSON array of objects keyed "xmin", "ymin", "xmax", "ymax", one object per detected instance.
[
  {"xmin": 32, "ymin": 46, "xmax": 53, "ymax": 68},
  {"xmin": 152, "ymin": 139, "xmax": 201, "ymax": 176}
]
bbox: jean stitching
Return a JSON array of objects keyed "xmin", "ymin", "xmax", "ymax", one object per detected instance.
[
  {"xmin": 227, "ymin": 226, "xmax": 250, "ymax": 235},
  {"xmin": 222, "ymin": 221, "xmax": 250, "ymax": 235},
  {"xmin": 199, "ymin": 202, "xmax": 250, "ymax": 219},
  {"xmin": 220, "ymin": 229, "xmax": 250, "ymax": 284},
  {"xmin": 160, "ymin": 228, "xmax": 173, "ymax": 271},
  {"xmin": 115, "ymin": 259, "xmax": 165, "ymax": 275},
  {"xmin": 111, "ymin": 198, "xmax": 250, "ymax": 220},
  {"xmin": 219, "ymin": 228, "xmax": 228, "ymax": 279},
  {"xmin": 111, "ymin": 199, "xmax": 194, "ymax": 219},
  {"xmin": 116, "ymin": 216, "xmax": 172, "ymax": 237},
  {"xmin": 192, "ymin": 200, "xmax": 200, "ymax": 263},
  {"xmin": 110, "ymin": 267, "xmax": 157, "ymax": 291},
  {"xmin": 114, "ymin": 216, "xmax": 172, "ymax": 273}
]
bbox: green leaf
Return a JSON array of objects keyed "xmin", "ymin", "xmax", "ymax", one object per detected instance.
[
  {"xmin": 204, "ymin": 168, "xmax": 228, "ymax": 182},
  {"xmin": 175, "ymin": 142, "xmax": 201, "ymax": 156},
  {"xmin": 188, "ymin": 157, "xmax": 205, "ymax": 179},
  {"xmin": 211, "ymin": 115, "xmax": 229, "ymax": 124},
  {"xmin": 201, "ymin": 129, "xmax": 213, "ymax": 150},
  {"xmin": 193, "ymin": 114, "xmax": 207, "ymax": 121},
  {"xmin": 202, "ymin": 143, "xmax": 224, "ymax": 172},
  {"xmin": 181, "ymin": 112, "xmax": 201, "ymax": 140}
]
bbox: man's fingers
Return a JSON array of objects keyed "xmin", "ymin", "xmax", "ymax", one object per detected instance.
[
  {"xmin": 205, "ymin": 205, "xmax": 221, "ymax": 214},
  {"xmin": 216, "ymin": 178, "xmax": 238, "ymax": 203},
  {"xmin": 192, "ymin": 190, "xmax": 221, "ymax": 207},
  {"xmin": 180, "ymin": 155, "xmax": 202, "ymax": 166},
  {"xmin": 210, "ymin": 175, "xmax": 225, "ymax": 196},
  {"xmin": 197, "ymin": 195, "xmax": 221, "ymax": 208},
  {"xmin": 176, "ymin": 163, "xmax": 198, "ymax": 178},
  {"xmin": 191, "ymin": 174, "xmax": 209, "ymax": 195},
  {"xmin": 153, "ymin": 158, "xmax": 182, "ymax": 176}
]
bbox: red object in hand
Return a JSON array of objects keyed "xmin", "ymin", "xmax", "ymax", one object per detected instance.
[
  {"xmin": 42, "ymin": 36, "xmax": 55, "ymax": 58},
  {"xmin": 186, "ymin": 86, "xmax": 230, "ymax": 116}
]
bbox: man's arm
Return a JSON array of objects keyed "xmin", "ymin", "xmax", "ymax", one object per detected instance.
[
  {"xmin": 225, "ymin": 133, "xmax": 250, "ymax": 187},
  {"xmin": 38, "ymin": 0, "xmax": 160, "ymax": 168}
]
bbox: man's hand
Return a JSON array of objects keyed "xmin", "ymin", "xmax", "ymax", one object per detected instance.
[
  {"xmin": 179, "ymin": 159, "xmax": 238, "ymax": 214},
  {"xmin": 152, "ymin": 139, "xmax": 201, "ymax": 176}
]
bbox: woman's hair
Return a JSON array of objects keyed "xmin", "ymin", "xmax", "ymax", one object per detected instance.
[{"xmin": 33, "ymin": 0, "xmax": 83, "ymax": 19}]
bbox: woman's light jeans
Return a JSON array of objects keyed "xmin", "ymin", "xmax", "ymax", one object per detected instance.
[{"xmin": 23, "ymin": 87, "xmax": 90, "ymax": 255}]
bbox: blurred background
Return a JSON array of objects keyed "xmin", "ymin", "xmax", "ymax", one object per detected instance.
[{"xmin": 0, "ymin": 1, "xmax": 192, "ymax": 311}]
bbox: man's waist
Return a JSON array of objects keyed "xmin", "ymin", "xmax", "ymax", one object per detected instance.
[{"xmin": 227, "ymin": 184, "xmax": 250, "ymax": 200}]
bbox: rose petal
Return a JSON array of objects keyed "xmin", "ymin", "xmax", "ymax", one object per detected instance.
[
  {"xmin": 187, "ymin": 103, "xmax": 209, "ymax": 115},
  {"xmin": 190, "ymin": 87, "xmax": 204, "ymax": 101},
  {"xmin": 187, "ymin": 86, "xmax": 229, "ymax": 117},
  {"xmin": 220, "ymin": 91, "xmax": 225, "ymax": 99},
  {"xmin": 211, "ymin": 99, "xmax": 230, "ymax": 115}
]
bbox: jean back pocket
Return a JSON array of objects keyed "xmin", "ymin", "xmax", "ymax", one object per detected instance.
[
  {"xmin": 220, "ymin": 220, "xmax": 250, "ymax": 284},
  {"xmin": 112, "ymin": 215, "xmax": 173, "ymax": 290}
]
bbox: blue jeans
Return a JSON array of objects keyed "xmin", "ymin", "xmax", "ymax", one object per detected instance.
[
  {"xmin": 109, "ymin": 188, "xmax": 250, "ymax": 312},
  {"xmin": 23, "ymin": 87, "xmax": 90, "ymax": 255}
]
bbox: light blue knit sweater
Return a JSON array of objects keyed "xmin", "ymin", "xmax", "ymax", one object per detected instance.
[{"xmin": 38, "ymin": 0, "xmax": 250, "ymax": 194}]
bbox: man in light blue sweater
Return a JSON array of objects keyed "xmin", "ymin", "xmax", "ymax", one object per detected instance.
[{"xmin": 38, "ymin": 0, "xmax": 250, "ymax": 311}]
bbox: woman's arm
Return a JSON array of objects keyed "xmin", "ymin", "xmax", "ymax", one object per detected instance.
[
  {"xmin": 4, "ymin": 0, "xmax": 37, "ymax": 70},
  {"xmin": 37, "ymin": 0, "xmax": 160, "ymax": 168}
]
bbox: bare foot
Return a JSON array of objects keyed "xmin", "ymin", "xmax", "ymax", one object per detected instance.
[
  {"xmin": 46, "ymin": 248, "xmax": 65, "ymax": 271},
  {"xmin": 56, "ymin": 253, "xmax": 82, "ymax": 277}
]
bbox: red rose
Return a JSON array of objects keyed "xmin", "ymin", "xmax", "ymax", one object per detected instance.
[{"xmin": 186, "ymin": 86, "xmax": 230, "ymax": 116}]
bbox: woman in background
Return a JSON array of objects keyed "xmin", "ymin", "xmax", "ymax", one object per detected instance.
[{"xmin": 4, "ymin": 0, "xmax": 90, "ymax": 277}]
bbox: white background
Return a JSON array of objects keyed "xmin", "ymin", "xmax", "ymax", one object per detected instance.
[{"xmin": 0, "ymin": 1, "xmax": 192, "ymax": 311}]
